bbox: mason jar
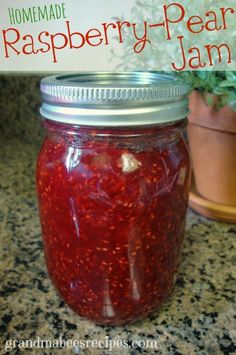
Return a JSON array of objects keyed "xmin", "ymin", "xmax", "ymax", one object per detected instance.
[{"xmin": 36, "ymin": 72, "xmax": 191, "ymax": 325}]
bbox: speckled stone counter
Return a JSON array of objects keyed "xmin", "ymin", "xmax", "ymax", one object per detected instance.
[{"xmin": 0, "ymin": 136, "xmax": 236, "ymax": 355}]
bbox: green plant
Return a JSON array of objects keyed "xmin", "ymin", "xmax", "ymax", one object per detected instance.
[{"xmin": 176, "ymin": 71, "xmax": 236, "ymax": 111}]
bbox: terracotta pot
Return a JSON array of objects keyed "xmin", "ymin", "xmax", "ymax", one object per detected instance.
[{"xmin": 188, "ymin": 91, "xmax": 236, "ymax": 207}]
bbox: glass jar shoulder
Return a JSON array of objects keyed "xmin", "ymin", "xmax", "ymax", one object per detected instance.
[{"xmin": 36, "ymin": 129, "xmax": 190, "ymax": 202}]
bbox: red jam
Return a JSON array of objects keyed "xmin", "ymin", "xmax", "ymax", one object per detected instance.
[{"xmin": 36, "ymin": 121, "xmax": 190, "ymax": 325}]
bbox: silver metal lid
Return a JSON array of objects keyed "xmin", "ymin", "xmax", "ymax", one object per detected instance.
[{"xmin": 40, "ymin": 72, "xmax": 190, "ymax": 127}]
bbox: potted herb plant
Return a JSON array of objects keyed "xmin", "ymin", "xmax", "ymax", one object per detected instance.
[{"xmin": 180, "ymin": 71, "xmax": 236, "ymax": 221}]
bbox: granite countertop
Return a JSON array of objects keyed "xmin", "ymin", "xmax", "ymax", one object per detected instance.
[{"xmin": 0, "ymin": 136, "xmax": 235, "ymax": 355}]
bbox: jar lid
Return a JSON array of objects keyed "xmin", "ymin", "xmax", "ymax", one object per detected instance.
[{"xmin": 40, "ymin": 72, "xmax": 190, "ymax": 127}]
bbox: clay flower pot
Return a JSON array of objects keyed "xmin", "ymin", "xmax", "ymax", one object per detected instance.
[{"xmin": 188, "ymin": 90, "xmax": 236, "ymax": 215}]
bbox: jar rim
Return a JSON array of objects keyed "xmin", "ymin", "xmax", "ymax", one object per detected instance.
[{"xmin": 40, "ymin": 72, "xmax": 190, "ymax": 127}]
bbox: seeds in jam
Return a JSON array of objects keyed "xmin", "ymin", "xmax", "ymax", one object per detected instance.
[{"xmin": 36, "ymin": 122, "xmax": 190, "ymax": 325}]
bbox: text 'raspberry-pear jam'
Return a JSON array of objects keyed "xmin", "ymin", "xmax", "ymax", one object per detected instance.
[{"xmin": 36, "ymin": 72, "xmax": 191, "ymax": 325}]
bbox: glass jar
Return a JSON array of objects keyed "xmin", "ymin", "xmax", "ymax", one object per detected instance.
[{"xmin": 36, "ymin": 72, "xmax": 191, "ymax": 325}]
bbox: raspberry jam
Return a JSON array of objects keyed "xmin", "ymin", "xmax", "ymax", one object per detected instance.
[{"xmin": 37, "ymin": 72, "xmax": 190, "ymax": 325}]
